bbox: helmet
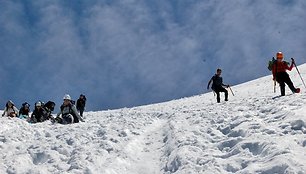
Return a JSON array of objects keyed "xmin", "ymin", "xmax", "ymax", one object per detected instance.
[
  {"xmin": 276, "ymin": 52, "xmax": 283, "ymax": 59},
  {"xmin": 63, "ymin": 94, "xmax": 71, "ymax": 100},
  {"xmin": 35, "ymin": 101, "xmax": 42, "ymax": 107}
]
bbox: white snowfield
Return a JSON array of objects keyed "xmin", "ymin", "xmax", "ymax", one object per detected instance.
[{"xmin": 1, "ymin": 64, "xmax": 306, "ymax": 174}]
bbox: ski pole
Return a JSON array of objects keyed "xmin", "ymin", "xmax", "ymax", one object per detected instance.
[
  {"xmin": 291, "ymin": 58, "xmax": 306, "ymax": 89},
  {"xmin": 228, "ymin": 85, "xmax": 235, "ymax": 96}
]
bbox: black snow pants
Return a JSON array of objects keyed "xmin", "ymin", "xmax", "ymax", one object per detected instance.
[
  {"xmin": 276, "ymin": 72, "xmax": 297, "ymax": 96},
  {"xmin": 213, "ymin": 86, "xmax": 228, "ymax": 103}
]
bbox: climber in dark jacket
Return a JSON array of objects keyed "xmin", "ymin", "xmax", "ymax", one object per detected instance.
[
  {"xmin": 76, "ymin": 94, "xmax": 86, "ymax": 117},
  {"xmin": 207, "ymin": 68, "xmax": 229, "ymax": 103}
]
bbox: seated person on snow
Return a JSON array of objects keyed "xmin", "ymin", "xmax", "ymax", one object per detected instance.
[
  {"xmin": 30, "ymin": 101, "xmax": 45, "ymax": 123},
  {"xmin": 2, "ymin": 100, "xmax": 19, "ymax": 117},
  {"xmin": 55, "ymin": 94, "xmax": 84, "ymax": 124},
  {"xmin": 19, "ymin": 102, "xmax": 30, "ymax": 120}
]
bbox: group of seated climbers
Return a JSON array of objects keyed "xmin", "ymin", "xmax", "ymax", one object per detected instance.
[{"xmin": 1, "ymin": 94, "xmax": 86, "ymax": 124}]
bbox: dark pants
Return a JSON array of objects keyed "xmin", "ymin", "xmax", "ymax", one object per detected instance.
[
  {"xmin": 213, "ymin": 86, "xmax": 228, "ymax": 103},
  {"xmin": 276, "ymin": 72, "xmax": 297, "ymax": 96},
  {"xmin": 79, "ymin": 108, "xmax": 84, "ymax": 117},
  {"xmin": 62, "ymin": 114, "xmax": 74, "ymax": 124}
]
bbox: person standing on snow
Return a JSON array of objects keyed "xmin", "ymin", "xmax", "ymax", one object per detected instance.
[
  {"xmin": 76, "ymin": 94, "xmax": 86, "ymax": 117},
  {"xmin": 55, "ymin": 94, "xmax": 84, "ymax": 124},
  {"xmin": 207, "ymin": 68, "xmax": 229, "ymax": 103},
  {"xmin": 272, "ymin": 52, "xmax": 300, "ymax": 96}
]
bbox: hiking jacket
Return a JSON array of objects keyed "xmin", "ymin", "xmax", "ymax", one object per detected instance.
[
  {"xmin": 208, "ymin": 74, "xmax": 226, "ymax": 90},
  {"xmin": 31, "ymin": 108, "xmax": 46, "ymax": 122},
  {"xmin": 76, "ymin": 98, "xmax": 86, "ymax": 110},
  {"xmin": 2, "ymin": 106, "xmax": 19, "ymax": 117},
  {"xmin": 272, "ymin": 61, "xmax": 294, "ymax": 79},
  {"xmin": 19, "ymin": 107, "xmax": 30, "ymax": 116}
]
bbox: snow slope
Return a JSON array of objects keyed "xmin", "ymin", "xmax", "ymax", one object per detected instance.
[{"xmin": 1, "ymin": 64, "xmax": 306, "ymax": 174}]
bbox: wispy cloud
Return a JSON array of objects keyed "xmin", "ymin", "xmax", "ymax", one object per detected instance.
[{"xmin": 1, "ymin": 0, "xmax": 305, "ymax": 110}]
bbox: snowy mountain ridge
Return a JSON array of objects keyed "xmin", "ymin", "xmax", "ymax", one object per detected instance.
[{"xmin": 1, "ymin": 64, "xmax": 306, "ymax": 174}]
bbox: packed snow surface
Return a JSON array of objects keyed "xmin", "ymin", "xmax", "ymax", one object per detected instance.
[{"xmin": 1, "ymin": 64, "xmax": 306, "ymax": 174}]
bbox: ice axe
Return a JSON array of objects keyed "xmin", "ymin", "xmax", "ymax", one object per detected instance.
[{"xmin": 291, "ymin": 58, "xmax": 306, "ymax": 89}]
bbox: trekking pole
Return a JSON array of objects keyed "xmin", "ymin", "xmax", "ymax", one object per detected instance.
[
  {"xmin": 273, "ymin": 80, "xmax": 276, "ymax": 93},
  {"xmin": 228, "ymin": 85, "xmax": 235, "ymax": 96},
  {"xmin": 291, "ymin": 58, "xmax": 306, "ymax": 89}
]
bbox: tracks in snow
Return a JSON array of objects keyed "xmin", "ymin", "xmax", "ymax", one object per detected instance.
[{"xmin": 103, "ymin": 119, "xmax": 168, "ymax": 174}]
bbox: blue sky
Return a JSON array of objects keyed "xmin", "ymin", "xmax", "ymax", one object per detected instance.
[{"xmin": 1, "ymin": 0, "xmax": 306, "ymax": 111}]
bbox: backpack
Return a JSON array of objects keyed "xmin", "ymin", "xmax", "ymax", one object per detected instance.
[
  {"xmin": 268, "ymin": 57, "xmax": 290, "ymax": 71},
  {"xmin": 268, "ymin": 57, "xmax": 276, "ymax": 71}
]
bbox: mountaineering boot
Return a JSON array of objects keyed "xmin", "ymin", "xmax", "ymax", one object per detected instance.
[
  {"xmin": 281, "ymin": 88, "xmax": 285, "ymax": 96},
  {"xmin": 295, "ymin": 88, "xmax": 300, "ymax": 93}
]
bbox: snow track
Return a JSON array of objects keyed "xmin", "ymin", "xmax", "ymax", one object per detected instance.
[{"xmin": 103, "ymin": 119, "xmax": 168, "ymax": 174}]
